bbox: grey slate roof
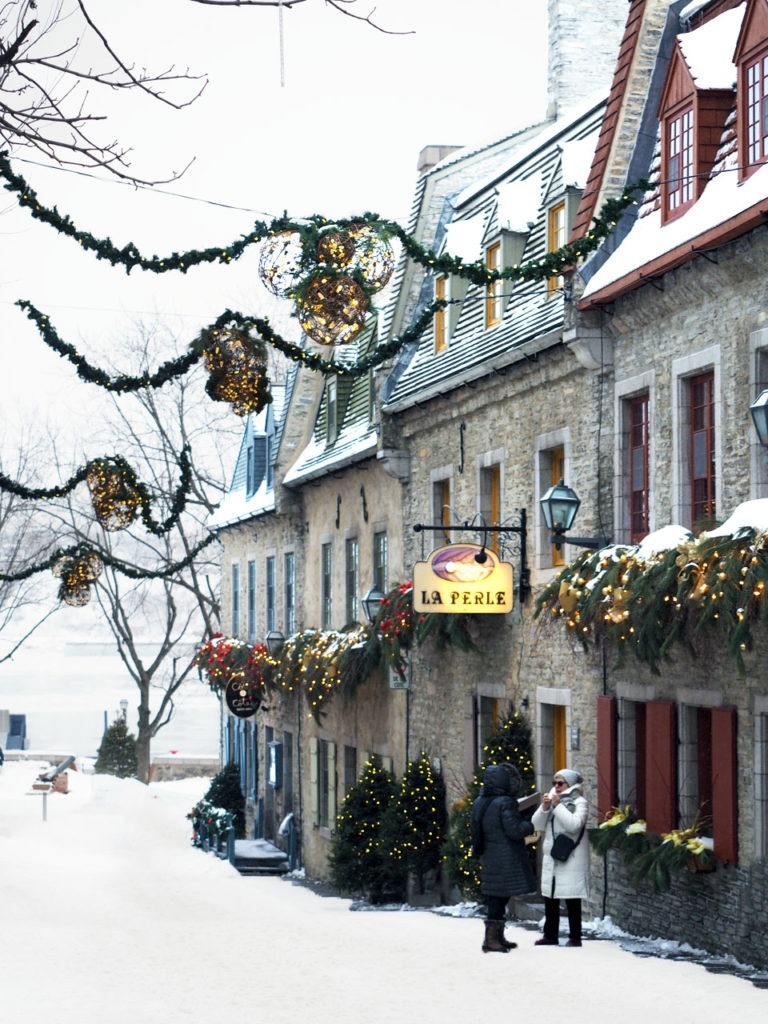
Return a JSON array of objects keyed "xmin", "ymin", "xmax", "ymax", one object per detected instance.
[{"xmin": 382, "ymin": 99, "xmax": 606, "ymax": 412}]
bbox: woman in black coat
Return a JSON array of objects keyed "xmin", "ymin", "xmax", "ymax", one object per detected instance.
[{"xmin": 471, "ymin": 762, "xmax": 535, "ymax": 953}]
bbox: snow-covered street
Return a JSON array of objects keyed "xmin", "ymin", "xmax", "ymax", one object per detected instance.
[{"xmin": 1, "ymin": 760, "xmax": 767, "ymax": 1024}]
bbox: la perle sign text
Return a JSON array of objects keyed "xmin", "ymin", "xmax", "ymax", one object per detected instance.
[{"xmin": 412, "ymin": 543, "xmax": 514, "ymax": 614}]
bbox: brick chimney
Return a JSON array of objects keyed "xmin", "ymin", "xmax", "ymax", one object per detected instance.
[{"xmin": 547, "ymin": 0, "xmax": 629, "ymax": 118}]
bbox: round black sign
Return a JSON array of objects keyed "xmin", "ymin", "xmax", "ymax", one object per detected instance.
[{"xmin": 225, "ymin": 677, "xmax": 260, "ymax": 718}]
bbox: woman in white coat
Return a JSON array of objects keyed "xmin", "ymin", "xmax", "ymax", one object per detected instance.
[{"xmin": 531, "ymin": 768, "xmax": 589, "ymax": 946}]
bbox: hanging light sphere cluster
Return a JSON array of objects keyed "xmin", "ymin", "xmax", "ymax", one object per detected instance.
[
  {"xmin": 86, "ymin": 458, "xmax": 141, "ymax": 532},
  {"xmin": 258, "ymin": 223, "xmax": 395, "ymax": 346},
  {"xmin": 258, "ymin": 231, "xmax": 304, "ymax": 297},
  {"xmin": 298, "ymin": 273, "xmax": 368, "ymax": 346},
  {"xmin": 202, "ymin": 327, "xmax": 272, "ymax": 417},
  {"xmin": 52, "ymin": 550, "xmax": 104, "ymax": 606}
]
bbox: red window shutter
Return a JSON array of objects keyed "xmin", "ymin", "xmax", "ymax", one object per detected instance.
[
  {"xmin": 645, "ymin": 701, "xmax": 677, "ymax": 834},
  {"xmin": 711, "ymin": 707, "xmax": 738, "ymax": 865},
  {"xmin": 597, "ymin": 696, "xmax": 617, "ymax": 819}
]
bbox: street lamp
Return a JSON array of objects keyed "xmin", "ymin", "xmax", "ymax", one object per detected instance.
[
  {"xmin": 540, "ymin": 480, "xmax": 609, "ymax": 550},
  {"xmin": 119, "ymin": 699, "xmax": 128, "ymax": 720},
  {"xmin": 265, "ymin": 630, "xmax": 285, "ymax": 656},
  {"xmin": 750, "ymin": 389, "xmax": 768, "ymax": 446},
  {"xmin": 361, "ymin": 586, "xmax": 386, "ymax": 625}
]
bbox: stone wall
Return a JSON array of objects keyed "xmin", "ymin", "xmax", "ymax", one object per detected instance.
[{"xmin": 593, "ymin": 853, "xmax": 768, "ymax": 971}]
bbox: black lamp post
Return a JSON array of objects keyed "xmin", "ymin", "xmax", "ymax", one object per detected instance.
[
  {"xmin": 265, "ymin": 629, "xmax": 285, "ymax": 656},
  {"xmin": 750, "ymin": 389, "xmax": 768, "ymax": 447},
  {"xmin": 540, "ymin": 480, "xmax": 609, "ymax": 551},
  {"xmin": 361, "ymin": 586, "xmax": 386, "ymax": 625}
]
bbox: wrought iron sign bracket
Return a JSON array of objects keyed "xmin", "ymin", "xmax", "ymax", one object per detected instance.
[{"xmin": 413, "ymin": 510, "xmax": 530, "ymax": 604}]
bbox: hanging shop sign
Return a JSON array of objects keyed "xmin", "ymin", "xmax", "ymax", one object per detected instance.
[
  {"xmin": 225, "ymin": 676, "xmax": 260, "ymax": 718},
  {"xmin": 412, "ymin": 543, "xmax": 514, "ymax": 614}
]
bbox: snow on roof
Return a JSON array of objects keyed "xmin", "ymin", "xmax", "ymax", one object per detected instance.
[
  {"xmin": 560, "ymin": 132, "xmax": 600, "ymax": 189},
  {"xmin": 677, "ymin": 3, "xmax": 744, "ymax": 89},
  {"xmin": 496, "ymin": 173, "xmax": 542, "ymax": 232},
  {"xmin": 441, "ymin": 211, "xmax": 489, "ymax": 261},
  {"xmin": 581, "ymin": 156, "xmax": 768, "ymax": 298}
]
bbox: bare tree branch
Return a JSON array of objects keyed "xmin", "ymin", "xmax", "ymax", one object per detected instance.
[
  {"xmin": 187, "ymin": 0, "xmax": 414, "ymax": 34},
  {"xmin": 0, "ymin": 1, "xmax": 206, "ymax": 183}
]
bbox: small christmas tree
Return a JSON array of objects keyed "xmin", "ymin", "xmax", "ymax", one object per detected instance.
[
  {"xmin": 441, "ymin": 708, "xmax": 536, "ymax": 899},
  {"xmin": 94, "ymin": 714, "xmax": 138, "ymax": 779},
  {"xmin": 328, "ymin": 756, "xmax": 403, "ymax": 902},
  {"xmin": 382, "ymin": 751, "xmax": 447, "ymax": 894},
  {"xmin": 203, "ymin": 762, "xmax": 246, "ymax": 838}
]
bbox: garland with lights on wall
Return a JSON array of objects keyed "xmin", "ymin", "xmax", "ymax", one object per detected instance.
[
  {"xmin": 534, "ymin": 515, "xmax": 768, "ymax": 676},
  {"xmin": 0, "ymin": 534, "xmax": 218, "ymax": 607},
  {"xmin": 195, "ymin": 581, "xmax": 481, "ymax": 719},
  {"xmin": 0, "ymin": 447, "xmax": 192, "ymax": 535}
]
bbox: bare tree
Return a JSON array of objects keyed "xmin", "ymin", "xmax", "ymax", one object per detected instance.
[
  {"xmin": 0, "ymin": 431, "xmax": 61, "ymax": 665},
  {"xmin": 187, "ymin": 0, "xmax": 413, "ymax": 35},
  {"xmin": 0, "ymin": 1, "xmax": 410, "ymax": 184},
  {"xmin": 0, "ymin": 0, "xmax": 205, "ymax": 182},
  {"xmin": 44, "ymin": 329, "xmax": 242, "ymax": 781}
]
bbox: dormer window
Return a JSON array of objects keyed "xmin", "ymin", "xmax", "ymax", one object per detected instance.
[
  {"xmin": 434, "ymin": 274, "xmax": 448, "ymax": 352},
  {"xmin": 485, "ymin": 242, "xmax": 502, "ymax": 328},
  {"xmin": 665, "ymin": 105, "xmax": 695, "ymax": 216},
  {"xmin": 746, "ymin": 52, "xmax": 768, "ymax": 165},
  {"xmin": 326, "ymin": 377, "xmax": 338, "ymax": 445},
  {"xmin": 547, "ymin": 201, "xmax": 566, "ymax": 296}
]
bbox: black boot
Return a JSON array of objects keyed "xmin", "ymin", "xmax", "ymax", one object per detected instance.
[
  {"xmin": 482, "ymin": 920, "xmax": 509, "ymax": 953},
  {"xmin": 500, "ymin": 921, "xmax": 518, "ymax": 949}
]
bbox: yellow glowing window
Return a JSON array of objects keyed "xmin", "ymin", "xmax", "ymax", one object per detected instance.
[
  {"xmin": 485, "ymin": 242, "xmax": 501, "ymax": 328},
  {"xmin": 434, "ymin": 275, "xmax": 448, "ymax": 352},
  {"xmin": 548, "ymin": 202, "xmax": 566, "ymax": 296}
]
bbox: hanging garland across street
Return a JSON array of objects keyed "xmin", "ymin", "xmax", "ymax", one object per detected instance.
[
  {"xmin": 0, "ymin": 534, "xmax": 218, "ymax": 606},
  {"xmin": 0, "ymin": 447, "xmax": 193, "ymax": 535},
  {"xmin": 534, "ymin": 513, "xmax": 768, "ymax": 676},
  {"xmin": 0, "ymin": 151, "xmax": 645, "ymax": 595}
]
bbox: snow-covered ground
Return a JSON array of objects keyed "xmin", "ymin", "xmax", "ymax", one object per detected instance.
[{"xmin": 1, "ymin": 761, "xmax": 767, "ymax": 1023}]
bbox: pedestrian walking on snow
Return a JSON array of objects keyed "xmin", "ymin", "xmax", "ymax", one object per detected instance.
[
  {"xmin": 471, "ymin": 762, "xmax": 536, "ymax": 953},
  {"xmin": 531, "ymin": 768, "xmax": 589, "ymax": 946}
]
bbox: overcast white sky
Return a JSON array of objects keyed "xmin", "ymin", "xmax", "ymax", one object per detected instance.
[
  {"xmin": 2, "ymin": 760, "xmax": 768, "ymax": 1022},
  {"xmin": 0, "ymin": 1, "xmax": 548, "ymax": 743}
]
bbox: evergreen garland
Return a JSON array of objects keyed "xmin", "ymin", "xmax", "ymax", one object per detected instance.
[
  {"xmin": 0, "ymin": 446, "xmax": 193, "ymax": 536},
  {"xmin": 0, "ymin": 533, "xmax": 218, "ymax": 588},
  {"xmin": 534, "ymin": 519, "xmax": 768, "ymax": 675}
]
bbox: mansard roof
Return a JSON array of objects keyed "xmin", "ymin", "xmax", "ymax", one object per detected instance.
[
  {"xmin": 208, "ymin": 379, "xmax": 290, "ymax": 530},
  {"xmin": 381, "ymin": 98, "xmax": 605, "ymax": 412},
  {"xmin": 579, "ymin": 0, "xmax": 765, "ymax": 309},
  {"xmin": 282, "ymin": 319, "xmax": 378, "ymax": 487}
]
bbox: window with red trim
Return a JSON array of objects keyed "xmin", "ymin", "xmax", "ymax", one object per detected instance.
[
  {"xmin": 628, "ymin": 393, "xmax": 649, "ymax": 543},
  {"xmin": 689, "ymin": 371, "xmax": 716, "ymax": 528},
  {"xmin": 746, "ymin": 50, "xmax": 768, "ymax": 166},
  {"xmin": 665, "ymin": 106, "xmax": 695, "ymax": 216}
]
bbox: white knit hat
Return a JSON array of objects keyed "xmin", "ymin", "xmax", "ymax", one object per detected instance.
[{"xmin": 554, "ymin": 768, "xmax": 582, "ymax": 787}]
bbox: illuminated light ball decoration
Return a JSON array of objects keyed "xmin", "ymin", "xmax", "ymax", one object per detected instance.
[
  {"xmin": 86, "ymin": 458, "xmax": 141, "ymax": 532},
  {"xmin": 202, "ymin": 327, "xmax": 272, "ymax": 417},
  {"xmin": 52, "ymin": 550, "xmax": 104, "ymax": 606},
  {"xmin": 296, "ymin": 273, "xmax": 368, "ymax": 346},
  {"xmin": 347, "ymin": 224, "xmax": 395, "ymax": 291},
  {"xmin": 316, "ymin": 229, "xmax": 356, "ymax": 268},
  {"xmin": 258, "ymin": 231, "xmax": 304, "ymax": 297}
]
